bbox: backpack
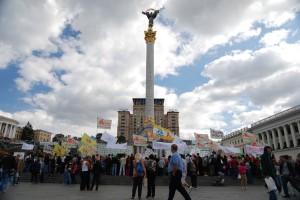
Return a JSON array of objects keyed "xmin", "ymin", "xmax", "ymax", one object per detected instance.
[
  {"xmin": 136, "ymin": 161, "xmax": 144, "ymax": 174},
  {"xmin": 147, "ymin": 160, "xmax": 155, "ymax": 172}
]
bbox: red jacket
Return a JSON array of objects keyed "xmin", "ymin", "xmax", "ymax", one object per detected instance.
[{"xmin": 238, "ymin": 165, "xmax": 247, "ymax": 174}]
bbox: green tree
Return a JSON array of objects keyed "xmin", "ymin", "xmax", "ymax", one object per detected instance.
[
  {"xmin": 52, "ymin": 133, "xmax": 65, "ymax": 143},
  {"xmin": 21, "ymin": 122, "xmax": 34, "ymax": 141},
  {"xmin": 116, "ymin": 135, "xmax": 127, "ymax": 144}
]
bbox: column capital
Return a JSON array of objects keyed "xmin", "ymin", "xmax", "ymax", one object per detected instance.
[{"xmin": 144, "ymin": 28, "xmax": 156, "ymax": 43}]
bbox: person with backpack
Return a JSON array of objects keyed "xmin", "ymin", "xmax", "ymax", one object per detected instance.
[
  {"xmin": 146, "ymin": 154, "xmax": 156, "ymax": 198},
  {"xmin": 131, "ymin": 153, "xmax": 147, "ymax": 199}
]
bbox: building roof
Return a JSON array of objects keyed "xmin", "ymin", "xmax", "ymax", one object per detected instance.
[
  {"xmin": 34, "ymin": 129, "xmax": 53, "ymax": 135},
  {"xmin": 251, "ymin": 105, "xmax": 300, "ymax": 128},
  {"xmin": 0, "ymin": 115, "xmax": 19, "ymax": 125}
]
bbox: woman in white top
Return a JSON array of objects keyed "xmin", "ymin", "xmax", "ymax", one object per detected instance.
[{"xmin": 181, "ymin": 155, "xmax": 192, "ymax": 190}]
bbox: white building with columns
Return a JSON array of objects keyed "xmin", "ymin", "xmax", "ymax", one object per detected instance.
[
  {"xmin": 251, "ymin": 105, "xmax": 300, "ymax": 159},
  {"xmin": 0, "ymin": 116, "xmax": 19, "ymax": 139}
]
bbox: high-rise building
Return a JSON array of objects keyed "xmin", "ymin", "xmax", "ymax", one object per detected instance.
[{"xmin": 117, "ymin": 98, "xmax": 179, "ymax": 144}]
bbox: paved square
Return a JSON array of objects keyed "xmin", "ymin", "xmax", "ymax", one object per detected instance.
[{"xmin": 2, "ymin": 183, "xmax": 299, "ymax": 200}]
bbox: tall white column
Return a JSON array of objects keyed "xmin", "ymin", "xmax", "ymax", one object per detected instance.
[
  {"xmin": 277, "ymin": 128, "xmax": 283, "ymax": 149},
  {"xmin": 261, "ymin": 133, "xmax": 266, "ymax": 145},
  {"xmin": 266, "ymin": 131, "xmax": 271, "ymax": 146},
  {"xmin": 271, "ymin": 129, "xmax": 277, "ymax": 150},
  {"xmin": 290, "ymin": 123, "xmax": 297, "ymax": 147},
  {"xmin": 9, "ymin": 125, "xmax": 14, "ymax": 138},
  {"xmin": 0, "ymin": 122, "xmax": 2, "ymax": 134},
  {"xmin": 12, "ymin": 125, "xmax": 16, "ymax": 139},
  {"xmin": 283, "ymin": 125, "xmax": 290, "ymax": 148},
  {"xmin": 297, "ymin": 122, "xmax": 300, "ymax": 136},
  {"xmin": 4, "ymin": 123, "xmax": 8, "ymax": 137}
]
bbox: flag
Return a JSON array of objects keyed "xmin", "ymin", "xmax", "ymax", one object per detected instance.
[
  {"xmin": 81, "ymin": 133, "xmax": 97, "ymax": 148},
  {"xmin": 97, "ymin": 117, "xmax": 112, "ymax": 129},
  {"xmin": 101, "ymin": 132, "xmax": 117, "ymax": 144},
  {"xmin": 21, "ymin": 142, "xmax": 34, "ymax": 150},
  {"xmin": 133, "ymin": 134, "xmax": 148, "ymax": 146},
  {"xmin": 106, "ymin": 142, "xmax": 127, "ymax": 150},
  {"xmin": 194, "ymin": 133, "xmax": 209, "ymax": 142},
  {"xmin": 153, "ymin": 124, "xmax": 174, "ymax": 141},
  {"xmin": 242, "ymin": 132, "xmax": 257, "ymax": 144},
  {"xmin": 210, "ymin": 128, "xmax": 224, "ymax": 139},
  {"xmin": 78, "ymin": 144, "xmax": 97, "ymax": 156},
  {"xmin": 53, "ymin": 144, "xmax": 66, "ymax": 156},
  {"xmin": 195, "ymin": 141, "xmax": 208, "ymax": 149}
]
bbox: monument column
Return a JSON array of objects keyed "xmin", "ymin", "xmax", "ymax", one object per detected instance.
[
  {"xmin": 283, "ymin": 125, "xmax": 290, "ymax": 148},
  {"xmin": 271, "ymin": 129, "xmax": 277, "ymax": 150},
  {"xmin": 290, "ymin": 123, "xmax": 297, "ymax": 147},
  {"xmin": 277, "ymin": 127, "xmax": 284, "ymax": 149}
]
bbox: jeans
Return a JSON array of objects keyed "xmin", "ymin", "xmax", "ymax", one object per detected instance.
[
  {"xmin": 80, "ymin": 171, "xmax": 90, "ymax": 190},
  {"xmin": 269, "ymin": 190, "xmax": 277, "ymax": 200},
  {"xmin": 232, "ymin": 167, "xmax": 238, "ymax": 179},
  {"xmin": 246, "ymin": 169, "xmax": 253, "ymax": 184},
  {"xmin": 132, "ymin": 176, "xmax": 143, "ymax": 198},
  {"xmin": 274, "ymin": 175, "xmax": 282, "ymax": 192},
  {"xmin": 71, "ymin": 173, "xmax": 76, "ymax": 185},
  {"xmin": 64, "ymin": 171, "xmax": 71, "ymax": 185},
  {"xmin": 191, "ymin": 175, "xmax": 197, "ymax": 188},
  {"xmin": 112, "ymin": 164, "xmax": 117, "ymax": 176},
  {"xmin": 147, "ymin": 171, "xmax": 156, "ymax": 197},
  {"xmin": 90, "ymin": 173, "xmax": 100, "ymax": 190},
  {"xmin": 13, "ymin": 172, "xmax": 19, "ymax": 185},
  {"xmin": 0, "ymin": 170, "xmax": 10, "ymax": 193}
]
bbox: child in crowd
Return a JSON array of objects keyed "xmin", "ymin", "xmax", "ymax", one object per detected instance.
[{"xmin": 238, "ymin": 162, "xmax": 247, "ymax": 190}]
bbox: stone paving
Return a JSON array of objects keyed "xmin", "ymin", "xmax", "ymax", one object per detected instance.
[{"xmin": 1, "ymin": 183, "xmax": 299, "ymax": 200}]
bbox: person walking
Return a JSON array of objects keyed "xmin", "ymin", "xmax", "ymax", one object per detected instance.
[
  {"xmin": 146, "ymin": 154, "xmax": 156, "ymax": 198},
  {"xmin": 261, "ymin": 146, "xmax": 277, "ymax": 200},
  {"xmin": 131, "ymin": 153, "xmax": 146, "ymax": 199},
  {"xmin": 189, "ymin": 157, "xmax": 198, "ymax": 189},
  {"xmin": 168, "ymin": 144, "xmax": 191, "ymax": 200},
  {"xmin": 80, "ymin": 157, "xmax": 91, "ymax": 191},
  {"xmin": 238, "ymin": 162, "xmax": 247, "ymax": 190}
]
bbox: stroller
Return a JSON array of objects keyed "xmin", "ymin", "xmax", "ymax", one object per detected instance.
[{"xmin": 212, "ymin": 172, "xmax": 225, "ymax": 186}]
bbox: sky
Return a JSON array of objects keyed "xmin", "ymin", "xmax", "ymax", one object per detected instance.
[{"xmin": 0, "ymin": 0, "xmax": 300, "ymax": 139}]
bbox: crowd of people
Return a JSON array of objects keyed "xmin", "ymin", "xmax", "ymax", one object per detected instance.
[{"xmin": 1, "ymin": 146, "xmax": 300, "ymax": 199}]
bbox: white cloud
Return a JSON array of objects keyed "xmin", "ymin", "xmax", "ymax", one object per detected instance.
[{"xmin": 259, "ymin": 29, "xmax": 290, "ymax": 46}]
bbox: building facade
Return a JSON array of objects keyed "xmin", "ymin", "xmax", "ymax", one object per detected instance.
[
  {"xmin": 251, "ymin": 105, "xmax": 300, "ymax": 159},
  {"xmin": 0, "ymin": 116, "xmax": 19, "ymax": 139},
  {"xmin": 33, "ymin": 129, "xmax": 52, "ymax": 142},
  {"xmin": 117, "ymin": 98, "xmax": 179, "ymax": 144}
]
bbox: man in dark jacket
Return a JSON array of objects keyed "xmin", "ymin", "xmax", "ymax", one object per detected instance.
[
  {"xmin": 280, "ymin": 155, "xmax": 300, "ymax": 198},
  {"xmin": 90, "ymin": 155, "xmax": 102, "ymax": 191},
  {"xmin": 0, "ymin": 152, "xmax": 16, "ymax": 192},
  {"xmin": 261, "ymin": 146, "xmax": 277, "ymax": 200}
]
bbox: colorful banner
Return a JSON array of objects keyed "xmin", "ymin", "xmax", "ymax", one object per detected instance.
[
  {"xmin": 245, "ymin": 145, "xmax": 264, "ymax": 155},
  {"xmin": 210, "ymin": 128, "xmax": 224, "ymax": 139},
  {"xmin": 97, "ymin": 118, "xmax": 112, "ymax": 129},
  {"xmin": 101, "ymin": 132, "xmax": 117, "ymax": 144},
  {"xmin": 152, "ymin": 125, "xmax": 174, "ymax": 141},
  {"xmin": 78, "ymin": 144, "xmax": 97, "ymax": 156},
  {"xmin": 106, "ymin": 142, "xmax": 127, "ymax": 150},
  {"xmin": 81, "ymin": 133, "xmax": 97, "ymax": 148},
  {"xmin": 66, "ymin": 138, "xmax": 78, "ymax": 145},
  {"xmin": 43, "ymin": 145, "xmax": 53, "ymax": 154},
  {"xmin": 207, "ymin": 140, "xmax": 218, "ymax": 150},
  {"xmin": 194, "ymin": 133, "xmax": 209, "ymax": 143},
  {"xmin": 242, "ymin": 132, "xmax": 257, "ymax": 143},
  {"xmin": 195, "ymin": 141, "xmax": 208, "ymax": 149},
  {"xmin": 152, "ymin": 141, "xmax": 186, "ymax": 151},
  {"xmin": 21, "ymin": 142, "xmax": 34, "ymax": 150},
  {"xmin": 133, "ymin": 134, "xmax": 148, "ymax": 146},
  {"xmin": 53, "ymin": 144, "xmax": 66, "ymax": 156}
]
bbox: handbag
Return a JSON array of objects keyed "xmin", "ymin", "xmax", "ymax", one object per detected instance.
[
  {"xmin": 143, "ymin": 177, "xmax": 148, "ymax": 187},
  {"xmin": 237, "ymin": 174, "xmax": 241, "ymax": 179},
  {"xmin": 265, "ymin": 177, "xmax": 277, "ymax": 192}
]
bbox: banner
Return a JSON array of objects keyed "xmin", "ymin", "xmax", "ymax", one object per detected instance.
[
  {"xmin": 81, "ymin": 133, "xmax": 96, "ymax": 148},
  {"xmin": 194, "ymin": 133, "xmax": 209, "ymax": 143},
  {"xmin": 53, "ymin": 144, "xmax": 66, "ymax": 156},
  {"xmin": 195, "ymin": 141, "xmax": 208, "ymax": 149},
  {"xmin": 210, "ymin": 128, "xmax": 224, "ymax": 139},
  {"xmin": 43, "ymin": 145, "xmax": 53, "ymax": 154},
  {"xmin": 152, "ymin": 141, "xmax": 186, "ymax": 151},
  {"xmin": 21, "ymin": 142, "xmax": 34, "ymax": 150},
  {"xmin": 66, "ymin": 138, "xmax": 78, "ymax": 145},
  {"xmin": 133, "ymin": 134, "xmax": 148, "ymax": 146},
  {"xmin": 173, "ymin": 135, "xmax": 184, "ymax": 144},
  {"xmin": 245, "ymin": 145, "xmax": 264, "ymax": 155},
  {"xmin": 152, "ymin": 125, "xmax": 174, "ymax": 141},
  {"xmin": 221, "ymin": 146, "xmax": 241, "ymax": 154},
  {"xmin": 97, "ymin": 118, "xmax": 112, "ymax": 129},
  {"xmin": 106, "ymin": 142, "xmax": 127, "ymax": 150},
  {"xmin": 78, "ymin": 144, "xmax": 97, "ymax": 156},
  {"xmin": 207, "ymin": 140, "xmax": 218, "ymax": 150},
  {"xmin": 101, "ymin": 132, "xmax": 117, "ymax": 144},
  {"xmin": 242, "ymin": 132, "xmax": 257, "ymax": 143}
]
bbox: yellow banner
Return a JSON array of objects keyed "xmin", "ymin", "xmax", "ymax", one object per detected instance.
[
  {"xmin": 152, "ymin": 125, "xmax": 174, "ymax": 141},
  {"xmin": 53, "ymin": 144, "xmax": 66, "ymax": 156},
  {"xmin": 78, "ymin": 144, "xmax": 97, "ymax": 156},
  {"xmin": 81, "ymin": 133, "xmax": 96, "ymax": 148}
]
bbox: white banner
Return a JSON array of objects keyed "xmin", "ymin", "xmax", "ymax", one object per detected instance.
[
  {"xmin": 106, "ymin": 142, "xmax": 127, "ymax": 150},
  {"xmin": 222, "ymin": 147, "xmax": 241, "ymax": 154},
  {"xmin": 245, "ymin": 145, "xmax": 264, "ymax": 155},
  {"xmin": 43, "ymin": 145, "xmax": 53, "ymax": 154},
  {"xmin": 21, "ymin": 142, "xmax": 34, "ymax": 150},
  {"xmin": 101, "ymin": 132, "xmax": 117, "ymax": 144},
  {"xmin": 173, "ymin": 135, "xmax": 184, "ymax": 144},
  {"xmin": 210, "ymin": 128, "xmax": 224, "ymax": 139},
  {"xmin": 152, "ymin": 141, "xmax": 186, "ymax": 151}
]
